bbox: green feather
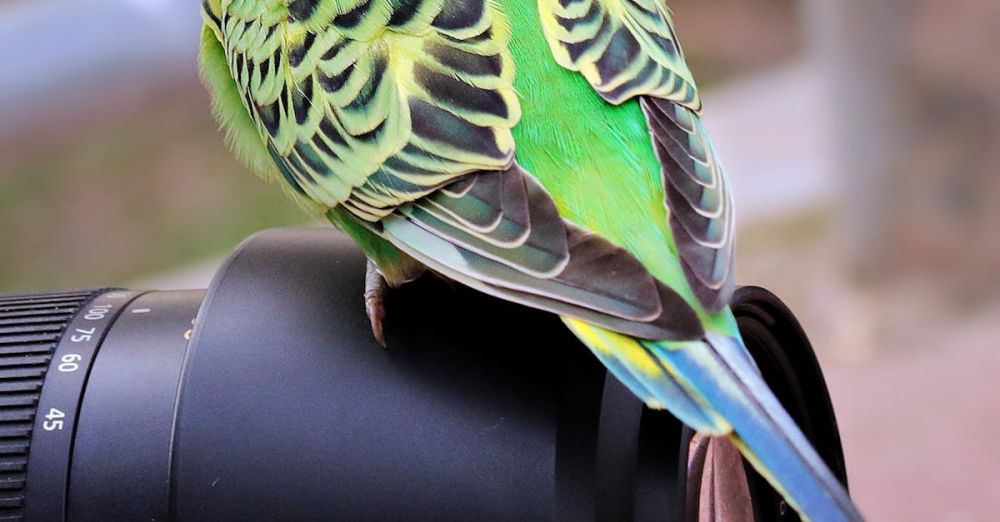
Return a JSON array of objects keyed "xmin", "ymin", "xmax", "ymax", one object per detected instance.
[
  {"xmin": 199, "ymin": 25, "xmax": 322, "ymax": 213},
  {"xmin": 498, "ymin": 0, "xmax": 736, "ymax": 335},
  {"xmin": 328, "ymin": 207, "xmax": 424, "ymax": 286},
  {"xmin": 199, "ymin": 26, "xmax": 274, "ymax": 179}
]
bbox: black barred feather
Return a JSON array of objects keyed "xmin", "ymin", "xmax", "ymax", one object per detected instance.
[
  {"xmin": 421, "ymin": 167, "xmax": 532, "ymax": 246},
  {"xmin": 539, "ymin": 0, "xmax": 735, "ymax": 311},
  {"xmin": 642, "ymin": 98, "xmax": 734, "ymax": 311},
  {"xmin": 379, "ymin": 164, "xmax": 704, "ymax": 340},
  {"xmin": 539, "ymin": 0, "xmax": 700, "ymax": 108},
  {"xmin": 406, "ymin": 166, "xmax": 569, "ymax": 277},
  {"xmin": 423, "ymin": 171, "xmax": 506, "ymax": 232},
  {"xmin": 201, "ymin": 0, "xmax": 718, "ymax": 332},
  {"xmin": 207, "ymin": 0, "xmax": 519, "ymax": 221}
]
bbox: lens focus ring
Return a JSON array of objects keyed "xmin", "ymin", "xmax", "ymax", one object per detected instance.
[{"xmin": 0, "ymin": 290, "xmax": 107, "ymax": 520}]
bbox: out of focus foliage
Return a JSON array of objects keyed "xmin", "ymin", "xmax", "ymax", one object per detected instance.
[{"xmin": 0, "ymin": 79, "xmax": 301, "ymax": 292}]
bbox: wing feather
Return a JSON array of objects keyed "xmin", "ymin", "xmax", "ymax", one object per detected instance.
[
  {"xmin": 539, "ymin": 0, "xmax": 736, "ymax": 311},
  {"xmin": 644, "ymin": 98, "xmax": 734, "ymax": 311},
  {"xmin": 374, "ymin": 165, "xmax": 705, "ymax": 340},
  {"xmin": 204, "ymin": 0, "xmax": 707, "ymax": 338},
  {"xmin": 538, "ymin": 0, "xmax": 699, "ymax": 107},
  {"xmin": 207, "ymin": 0, "xmax": 520, "ymax": 217}
]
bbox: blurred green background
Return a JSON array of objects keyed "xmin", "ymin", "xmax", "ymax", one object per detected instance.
[
  {"xmin": 0, "ymin": 0, "xmax": 302, "ymax": 292},
  {"xmin": 2, "ymin": 0, "xmax": 999, "ymax": 520}
]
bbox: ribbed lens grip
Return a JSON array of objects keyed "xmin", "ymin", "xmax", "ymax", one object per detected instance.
[{"xmin": 0, "ymin": 290, "xmax": 105, "ymax": 521}]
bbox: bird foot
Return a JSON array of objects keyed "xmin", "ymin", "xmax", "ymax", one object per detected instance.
[{"xmin": 364, "ymin": 260, "xmax": 389, "ymax": 348}]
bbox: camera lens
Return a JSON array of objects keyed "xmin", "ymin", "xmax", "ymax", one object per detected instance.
[
  {"xmin": 0, "ymin": 228, "xmax": 848, "ymax": 522},
  {"xmin": 0, "ymin": 229, "xmax": 690, "ymax": 522},
  {"xmin": 1, "ymin": 289, "xmax": 202, "ymax": 521},
  {"xmin": 0, "ymin": 289, "xmax": 109, "ymax": 520}
]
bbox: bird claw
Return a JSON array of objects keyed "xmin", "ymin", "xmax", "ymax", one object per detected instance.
[{"xmin": 364, "ymin": 260, "xmax": 388, "ymax": 348}]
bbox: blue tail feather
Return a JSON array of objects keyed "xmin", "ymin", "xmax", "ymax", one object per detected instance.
[
  {"xmin": 645, "ymin": 333, "xmax": 864, "ymax": 522},
  {"xmin": 563, "ymin": 319, "xmax": 727, "ymax": 434}
]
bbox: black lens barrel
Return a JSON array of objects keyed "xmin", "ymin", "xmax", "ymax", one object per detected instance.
[
  {"xmin": 68, "ymin": 290, "xmax": 203, "ymax": 522},
  {"xmin": 0, "ymin": 228, "xmax": 849, "ymax": 521},
  {"xmin": 170, "ymin": 228, "xmax": 686, "ymax": 522},
  {"xmin": 0, "ymin": 290, "xmax": 113, "ymax": 521}
]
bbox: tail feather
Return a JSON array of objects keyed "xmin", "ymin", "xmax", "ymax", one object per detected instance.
[
  {"xmin": 564, "ymin": 318, "xmax": 727, "ymax": 435},
  {"xmin": 647, "ymin": 333, "xmax": 864, "ymax": 522}
]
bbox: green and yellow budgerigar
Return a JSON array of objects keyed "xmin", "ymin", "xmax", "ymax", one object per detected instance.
[{"xmin": 199, "ymin": 0, "xmax": 863, "ymax": 519}]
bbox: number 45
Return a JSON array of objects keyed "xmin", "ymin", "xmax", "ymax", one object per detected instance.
[{"xmin": 43, "ymin": 408, "xmax": 65, "ymax": 431}]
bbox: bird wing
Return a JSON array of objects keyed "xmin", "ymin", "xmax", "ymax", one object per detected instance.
[
  {"xmin": 203, "ymin": 0, "xmax": 520, "ymax": 221},
  {"xmin": 370, "ymin": 164, "xmax": 705, "ymax": 340},
  {"xmin": 538, "ymin": 0, "xmax": 735, "ymax": 311},
  {"xmin": 203, "ymin": 5, "xmax": 863, "ymax": 518},
  {"xmin": 203, "ymin": 0, "xmax": 704, "ymax": 341}
]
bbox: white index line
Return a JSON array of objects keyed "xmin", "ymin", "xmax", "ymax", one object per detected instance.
[{"xmin": 131, "ymin": 308, "xmax": 152, "ymax": 314}]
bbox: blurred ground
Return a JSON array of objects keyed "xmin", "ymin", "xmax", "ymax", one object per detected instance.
[
  {"xmin": 827, "ymin": 308, "xmax": 1000, "ymax": 522},
  {"xmin": 738, "ymin": 212, "xmax": 1000, "ymax": 522},
  {"xmin": 3, "ymin": 0, "xmax": 1000, "ymax": 520}
]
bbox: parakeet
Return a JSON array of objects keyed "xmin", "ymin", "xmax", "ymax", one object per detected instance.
[{"xmin": 198, "ymin": 0, "xmax": 863, "ymax": 519}]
